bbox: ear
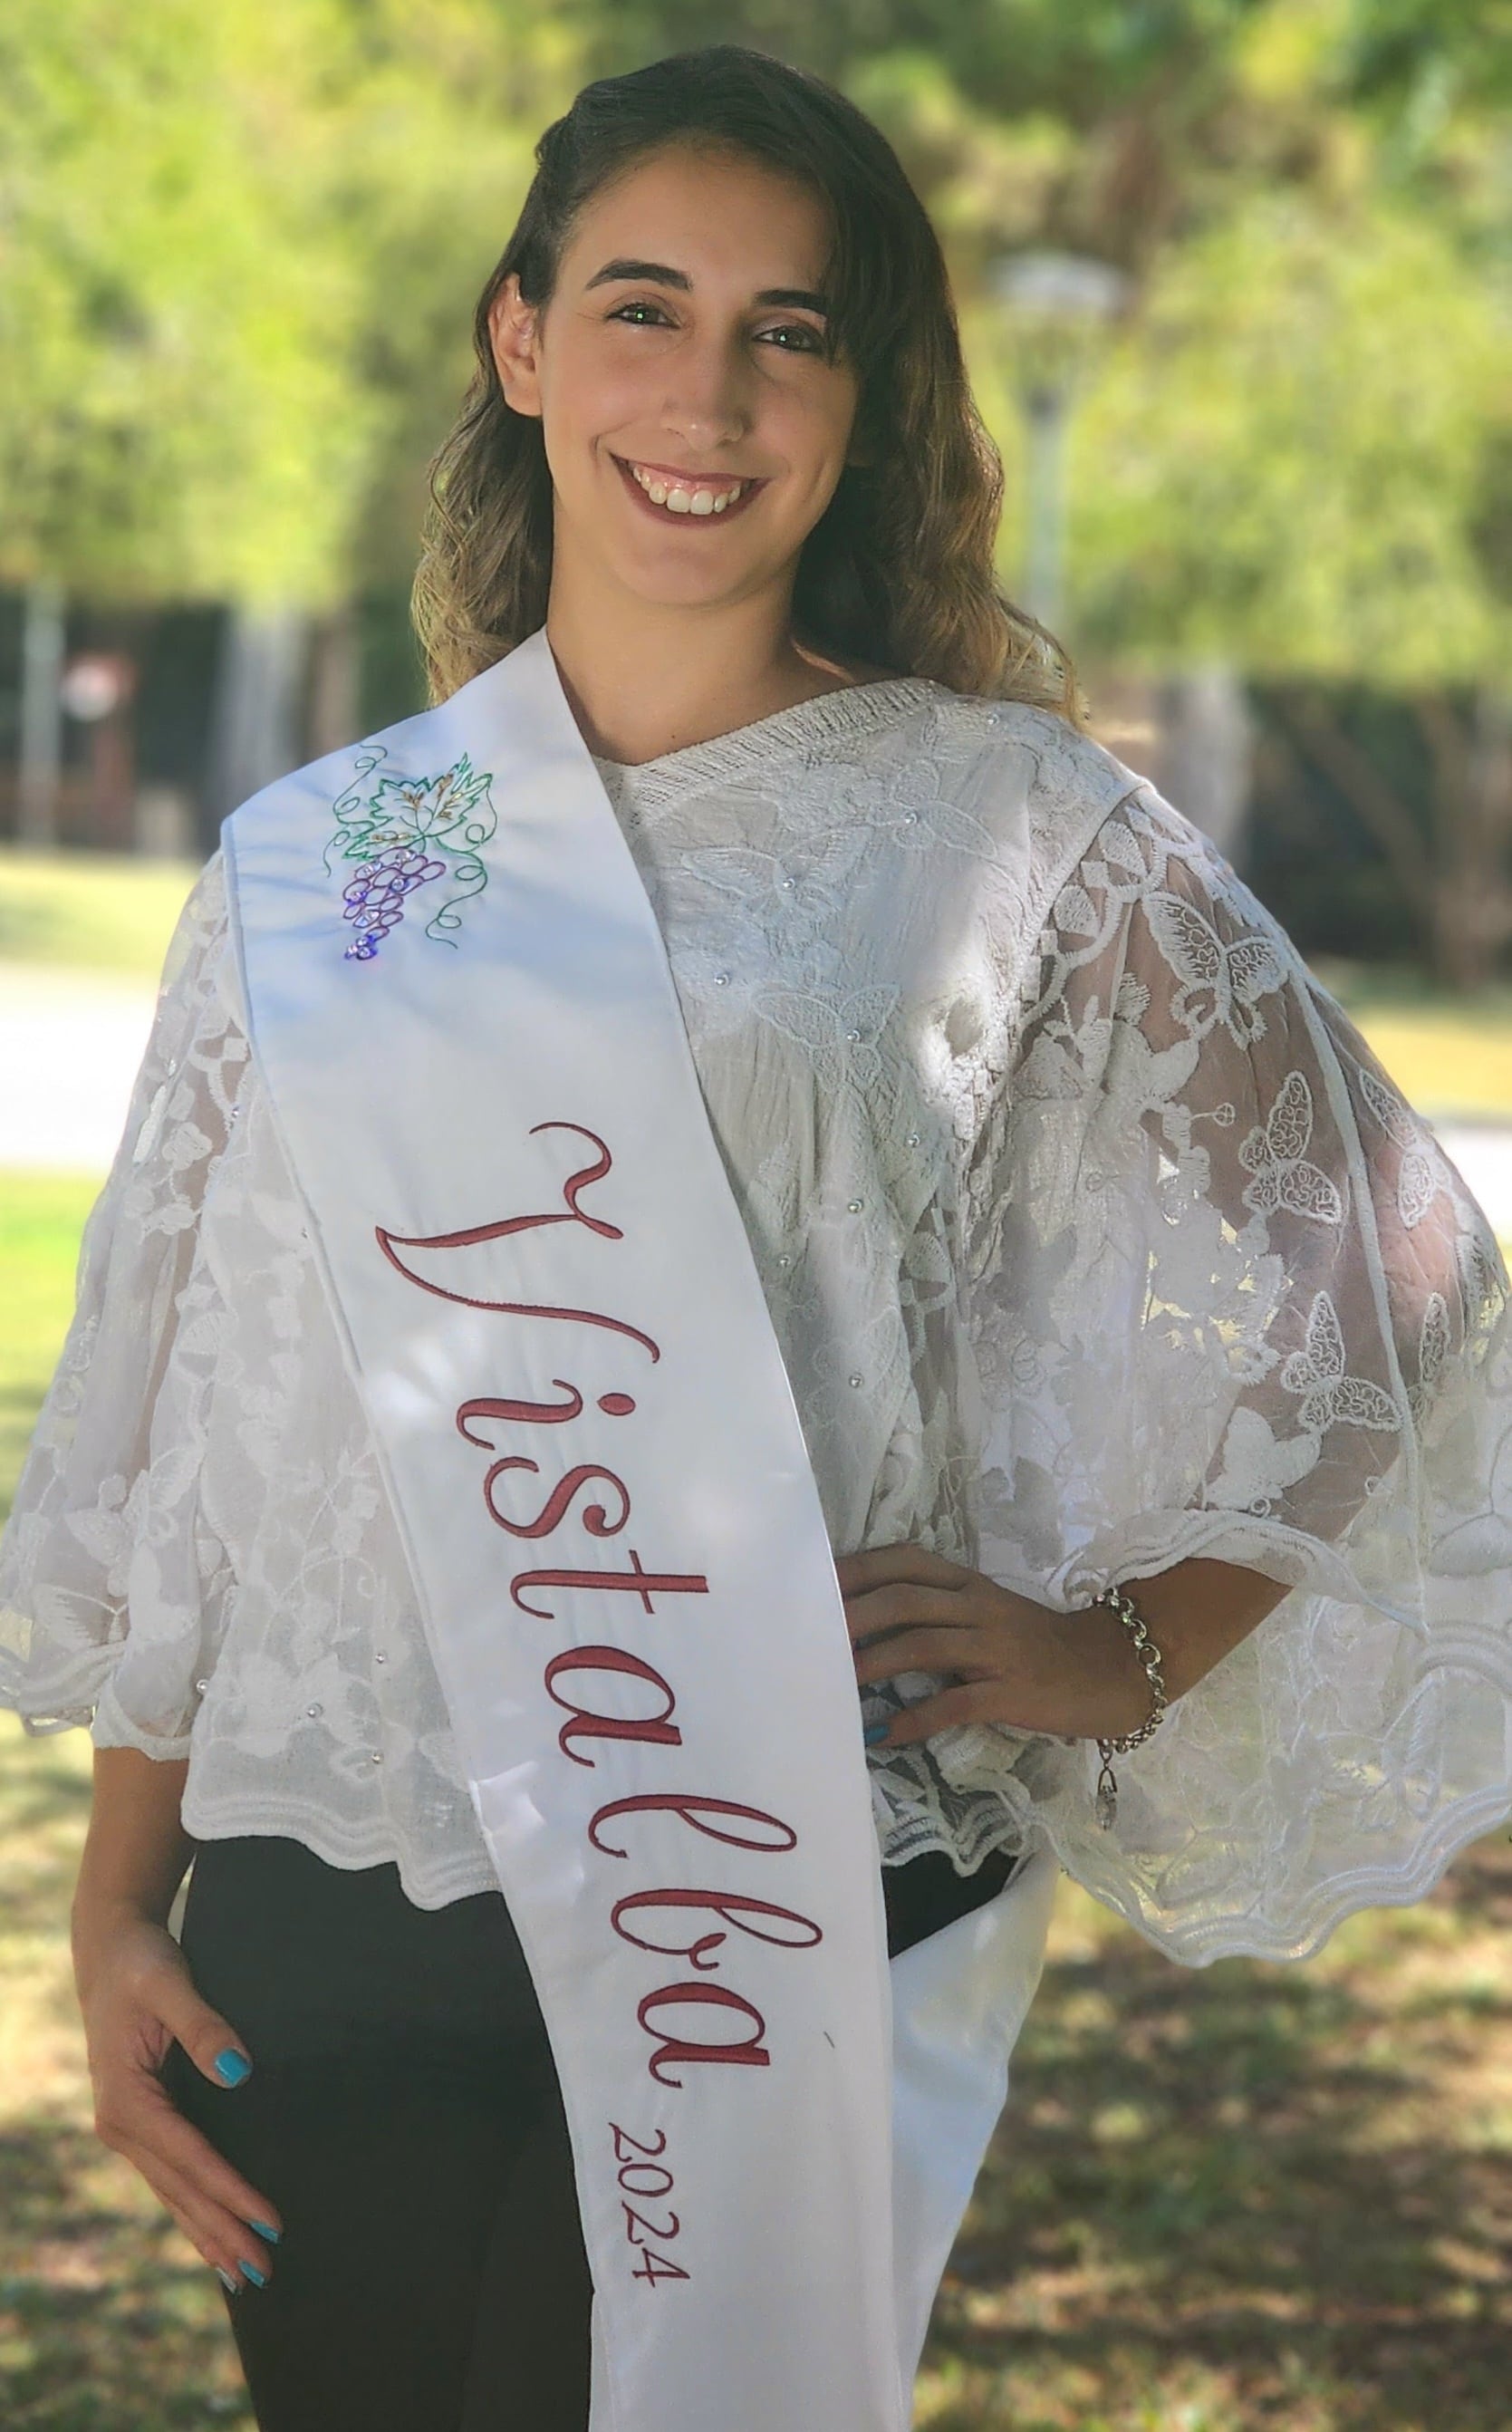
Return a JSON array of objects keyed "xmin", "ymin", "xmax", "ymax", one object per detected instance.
[{"xmin": 488, "ymin": 275, "xmax": 544, "ymax": 419}]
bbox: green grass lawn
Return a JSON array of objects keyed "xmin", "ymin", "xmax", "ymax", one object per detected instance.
[
  {"xmin": 0, "ymin": 1173, "xmax": 251, "ymax": 2426},
  {"xmin": 0, "ymin": 1177, "xmax": 101, "ymax": 1529},
  {"xmin": 1312, "ymin": 954, "xmax": 1512, "ymax": 1121},
  {"xmin": 0, "ymin": 847, "xmax": 198, "ymax": 980},
  {"xmin": 0, "ymin": 1722, "xmax": 254, "ymax": 2427},
  {"xmin": 1, "ymin": 1168, "xmax": 1509, "ymax": 2427}
]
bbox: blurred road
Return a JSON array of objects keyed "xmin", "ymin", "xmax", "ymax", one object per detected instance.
[
  {"xmin": 1438, "ymin": 1120, "xmax": 1512, "ymax": 1244},
  {"xmin": 2, "ymin": 970, "xmax": 1512, "ymax": 1249},
  {"xmin": 0, "ymin": 969, "xmax": 156, "ymax": 1174}
]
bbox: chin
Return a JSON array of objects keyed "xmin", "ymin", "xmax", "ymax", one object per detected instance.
[{"xmin": 606, "ymin": 553, "xmax": 765, "ymax": 615}]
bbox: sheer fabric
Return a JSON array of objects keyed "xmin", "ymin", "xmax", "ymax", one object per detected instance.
[{"xmin": 3, "ymin": 678, "xmax": 1509, "ymax": 1954}]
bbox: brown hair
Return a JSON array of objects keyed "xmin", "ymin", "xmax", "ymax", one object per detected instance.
[{"xmin": 411, "ymin": 44, "xmax": 1083, "ymax": 725}]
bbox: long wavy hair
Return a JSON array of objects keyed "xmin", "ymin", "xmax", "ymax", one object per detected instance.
[{"xmin": 412, "ymin": 44, "xmax": 1083, "ymax": 725}]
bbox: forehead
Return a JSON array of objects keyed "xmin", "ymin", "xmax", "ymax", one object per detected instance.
[{"xmin": 559, "ymin": 145, "xmax": 833, "ymax": 293}]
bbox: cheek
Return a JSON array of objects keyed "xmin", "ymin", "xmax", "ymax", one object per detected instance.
[
  {"xmin": 539, "ymin": 339, "xmax": 647, "ymax": 472},
  {"xmin": 769, "ymin": 371, "xmax": 857, "ymax": 473},
  {"xmin": 772, "ymin": 393, "xmax": 856, "ymax": 508}
]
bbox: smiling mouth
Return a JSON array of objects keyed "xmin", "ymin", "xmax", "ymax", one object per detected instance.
[{"xmin": 611, "ymin": 454, "xmax": 765, "ymax": 521}]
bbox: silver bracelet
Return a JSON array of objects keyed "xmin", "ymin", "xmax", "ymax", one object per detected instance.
[{"xmin": 1091, "ymin": 1581, "xmax": 1169, "ymax": 1831}]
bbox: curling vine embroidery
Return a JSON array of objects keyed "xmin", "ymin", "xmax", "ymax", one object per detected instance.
[{"xmin": 324, "ymin": 746, "xmax": 498, "ymax": 960}]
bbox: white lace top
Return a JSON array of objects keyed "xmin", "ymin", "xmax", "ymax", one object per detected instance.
[{"xmin": 5, "ymin": 676, "xmax": 1511, "ymax": 1960}]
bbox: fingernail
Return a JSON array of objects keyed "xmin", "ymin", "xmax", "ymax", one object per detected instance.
[
  {"xmin": 240, "ymin": 2260, "xmax": 268, "ymax": 2288},
  {"xmin": 214, "ymin": 2048, "xmax": 252, "ymax": 2087},
  {"xmin": 248, "ymin": 2220, "xmax": 281, "ymax": 2244},
  {"xmin": 215, "ymin": 2266, "xmax": 240, "ymax": 2295},
  {"xmin": 863, "ymin": 1723, "xmax": 890, "ymax": 1748}
]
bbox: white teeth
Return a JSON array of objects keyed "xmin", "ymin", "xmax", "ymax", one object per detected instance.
[{"xmin": 626, "ymin": 461, "xmax": 748, "ymax": 516}]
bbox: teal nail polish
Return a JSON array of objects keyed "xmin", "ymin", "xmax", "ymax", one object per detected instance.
[
  {"xmin": 240, "ymin": 2261, "xmax": 267, "ymax": 2288},
  {"xmin": 248, "ymin": 2220, "xmax": 281, "ymax": 2244},
  {"xmin": 863, "ymin": 1723, "xmax": 889, "ymax": 1748},
  {"xmin": 214, "ymin": 2048, "xmax": 252, "ymax": 2087},
  {"xmin": 215, "ymin": 2267, "xmax": 239, "ymax": 2295}
]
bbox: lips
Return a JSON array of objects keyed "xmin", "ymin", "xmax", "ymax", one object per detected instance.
[{"xmin": 611, "ymin": 454, "xmax": 765, "ymax": 521}]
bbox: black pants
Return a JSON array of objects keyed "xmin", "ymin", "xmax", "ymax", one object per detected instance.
[{"xmin": 165, "ymin": 1832, "xmax": 1016, "ymax": 2432}]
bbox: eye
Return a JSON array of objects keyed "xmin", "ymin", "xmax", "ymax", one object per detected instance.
[
  {"xmin": 756, "ymin": 323, "xmax": 825, "ymax": 354},
  {"xmin": 608, "ymin": 300, "xmax": 673, "ymax": 327}
]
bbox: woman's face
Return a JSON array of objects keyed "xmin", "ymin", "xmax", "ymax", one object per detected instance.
[{"xmin": 488, "ymin": 144, "xmax": 861, "ymax": 617}]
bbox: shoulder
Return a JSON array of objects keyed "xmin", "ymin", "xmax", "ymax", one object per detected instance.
[
  {"xmin": 885, "ymin": 684, "xmax": 1159, "ymax": 850},
  {"xmin": 159, "ymin": 847, "xmax": 229, "ymax": 988},
  {"xmin": 938, "ymin": 690, "xmax": 1151, "ymax": 819},
  {"xmin": 942, "ymin": 693, "xmax": 1278, "ymax": 912},
  {"xmin": 889, "ymin": 687, "xmax": 1205, "ymax": 944}
]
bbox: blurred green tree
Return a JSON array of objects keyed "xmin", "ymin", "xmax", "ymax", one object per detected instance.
[
  {"xmin": 0, "ymin": 0, "xmax": 366, "ymax": 605},
  {"xmin": 0, "ymin": 0, "xmax": 580, "ymax": 609},
  {"xmin": 3, "ymin": 0, "xmax": 1507, "ymax": 967}
]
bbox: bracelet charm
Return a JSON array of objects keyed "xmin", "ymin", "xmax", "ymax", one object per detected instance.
[{"xmin": 1091, "ymin": 1581, "xmax": 1169, "ymax": 1830}]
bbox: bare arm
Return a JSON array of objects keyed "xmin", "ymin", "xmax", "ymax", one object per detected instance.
[
  {"xmin": 72, "ymin": 1748, "xmax": 196, "ymax": 1948},
  {"xmin": 71, "ymin": 1747, "xmax": 284, "ymax": 2294}
]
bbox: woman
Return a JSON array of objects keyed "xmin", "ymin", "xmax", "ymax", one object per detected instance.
[{"xmin": 5, "ymin": 43, "xmax": 1511, "ymax": 2432}]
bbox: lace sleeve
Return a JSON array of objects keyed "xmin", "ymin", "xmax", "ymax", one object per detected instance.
[
  {"xmin": 0, "ymin": 854, "xmax": 248, "ymax": 1755},
  {"xmin": 954, "ymin": 782, "xmax": 1512, "ymax": 1962}
]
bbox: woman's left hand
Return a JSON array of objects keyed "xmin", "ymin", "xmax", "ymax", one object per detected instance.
[{"xmin": 837, "ymin": 1542, "xmax": 1155, "ymax": 1749}]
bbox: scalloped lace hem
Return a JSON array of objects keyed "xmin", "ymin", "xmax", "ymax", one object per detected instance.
[
  {"xmin": 1050, "ymin": 1785, "xmax": 1512, "ymax": 1966},
  {"xmin": 176, "ymin": 1794, "xmax": 504, "ymax": 1912}
]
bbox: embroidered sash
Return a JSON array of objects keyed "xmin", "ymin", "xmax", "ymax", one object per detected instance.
[{"xmin": 225, "ymin": 627, "xmax": 1055, "ymax": 2430}]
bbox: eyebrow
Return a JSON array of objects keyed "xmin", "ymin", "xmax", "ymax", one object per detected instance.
[{"xmin": 583, "ymin": 258, "xmax": 830, "ymax": 316}]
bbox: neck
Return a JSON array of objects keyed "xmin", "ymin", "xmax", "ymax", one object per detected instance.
[{"xmin": 543, "ymin": 557, "xmax": 859, "ymax": 767}]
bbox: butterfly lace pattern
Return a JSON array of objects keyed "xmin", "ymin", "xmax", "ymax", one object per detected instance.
[{"xmin": 2, "ymin": 681, "xmax": 1509, "ymax": 1954}]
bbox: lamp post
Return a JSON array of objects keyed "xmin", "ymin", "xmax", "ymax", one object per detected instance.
[
  {"xmin": 987, "ymin": 251, "xmax": 1131, "ymax": 634},
  {"xmin": 18, "ymin": 583, "xmax": 65, "ymax": 852}
]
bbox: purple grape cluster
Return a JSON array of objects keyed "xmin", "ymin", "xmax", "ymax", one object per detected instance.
[{"xmin": 342, "ymin": 844, "xmax": 447, "ymax": 960}]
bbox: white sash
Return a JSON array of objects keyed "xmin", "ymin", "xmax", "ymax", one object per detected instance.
[{"xmin": 225, "ymin": 628, "xmax": 1055, "ymax": 2429}]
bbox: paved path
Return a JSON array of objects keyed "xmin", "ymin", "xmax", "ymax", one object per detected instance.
[
  {"xmin": 0, "ymin": 968, "xmax": 157, "ymax": 1174},
  {"xmin": 4, "ymin": 969, "xmax": 1512, "ymax": 1242},
  {"xmin": 1435, "ymin": 1121, "xmax": 1512, "ymax": 1242}
]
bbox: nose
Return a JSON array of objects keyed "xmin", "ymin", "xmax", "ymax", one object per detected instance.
[{"xmin": 659, "ymin": 331, "xmax": 752, "ymax": 456}]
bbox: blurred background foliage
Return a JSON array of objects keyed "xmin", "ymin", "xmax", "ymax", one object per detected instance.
[
  {"xmin": 2, "ymin": 0, "xmax": 1508, "ymax": 983},
  {"xmin": 0, "ymin": 0, "xmax": 577, "ymax": 604},
  {"xmin": 1, "ymin": 0, "xmax": 1506, "ymax": 652}
]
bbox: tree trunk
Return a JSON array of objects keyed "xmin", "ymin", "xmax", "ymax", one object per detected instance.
[
  {"xmin": 205, "ymin": 603, "xmax": 310, "ymax": 851},
  {"xmin": 307, "ymin": 603, "xmax": 361, "ymax": 760},
  {"xmin": 1418, "ymin": 690, "xmax": 1512, "ymax": 993},
  {"xmin": 1282, "ymin": 688, "xmax": 1512, "ymax": 993},
  {"xmin": 17, "ymin": 582, "xmax": 65, "ymax": 853},
  {"xmin": 1279, "ymin": 690, "xmax": 1445, "ymax": 975},
  {"xmin": 1155, "ymin": 661, "xmax": 1255, "ymax": 869}
]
